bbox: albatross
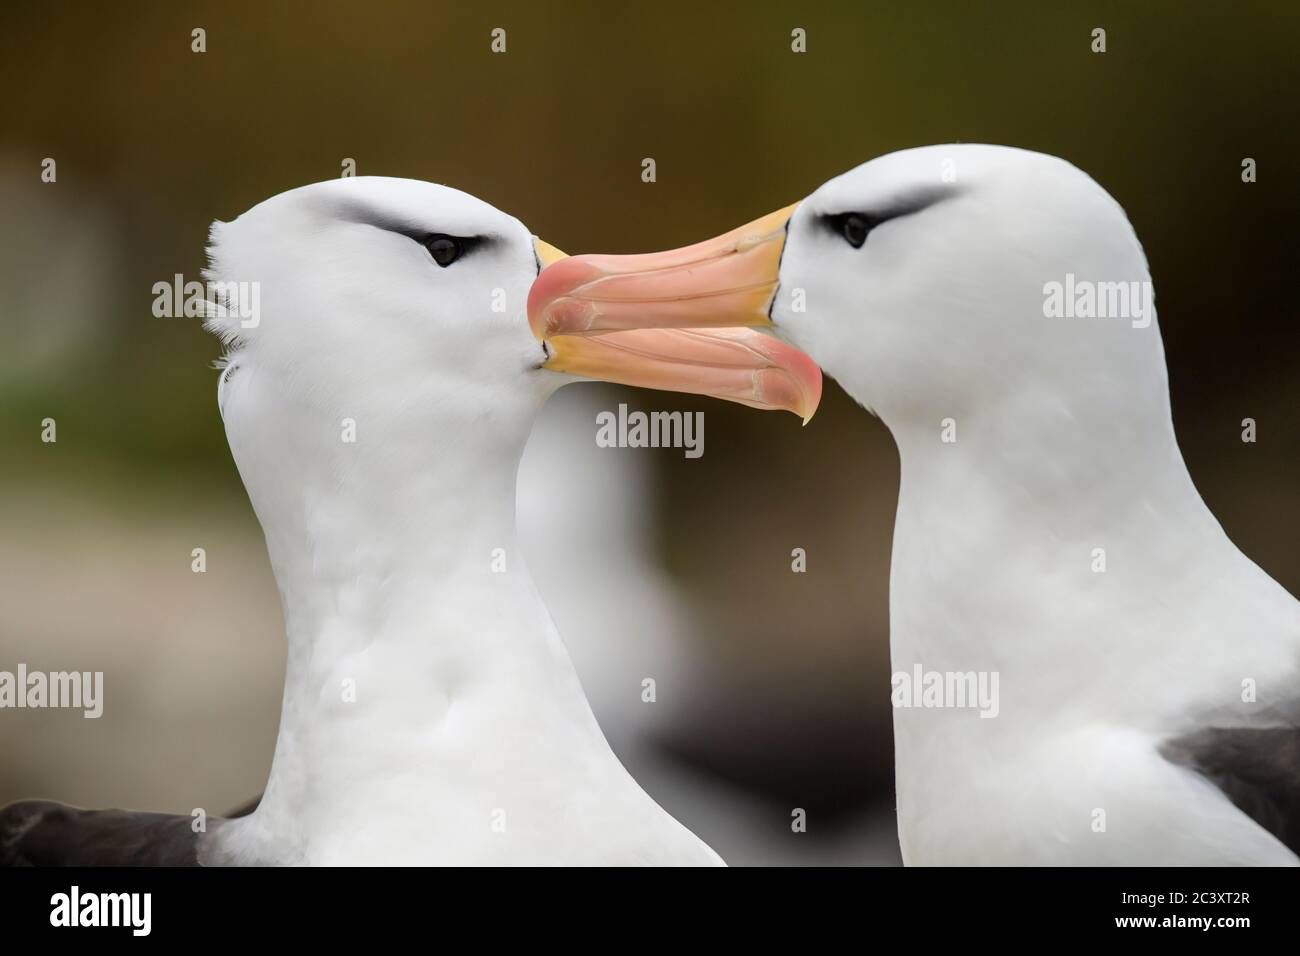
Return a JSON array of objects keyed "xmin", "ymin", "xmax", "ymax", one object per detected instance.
[
  {"xmin": 0, "ymin": 176, "xmax": 820, "ymax": 865},
  {"xmin": 528, "ymin": 144, "xmax": 1300, "ymax": 865}
]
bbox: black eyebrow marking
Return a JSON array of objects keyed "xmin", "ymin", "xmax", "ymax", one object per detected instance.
[
  {"xmin": 332, "ymin": 199, "xmax": 492, "ymax": 254},
  {"xmin": 818, "ymin": 185, "xmax": 955, "ymax": 238},
  {"xmin": 332, "ymin": 199, "xmax": 429, "ymax": 240},
  {"xmin": 419, "ymin": 233, "xmax": 489, "ymax": 262}
]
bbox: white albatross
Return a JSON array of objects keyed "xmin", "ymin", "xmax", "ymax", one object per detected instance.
[
  {"xmin": 528, "ymin": 144, "xmax": 1300, "ymax": 865},
  {"xmin": 0, "ymin": 176, "xmax": 820, "ymax": 865}
]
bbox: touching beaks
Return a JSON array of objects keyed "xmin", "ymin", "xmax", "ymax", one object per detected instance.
[
  {"xmin": 526, "ymin": 206, "xmax": 821, "ymax": 422},
  {"xmin": 528, "ymin": 204, "xmax": 798, "ymax": 338}
]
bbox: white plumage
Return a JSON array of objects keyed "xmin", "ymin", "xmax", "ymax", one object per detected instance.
[
  {"xmin": 202, "ymin": 178, "xmax": 721, "ymax": 865},
  {"xmin": 769, "ymin": 146, "xmax": 1299, "ymax": 864},
  {"xmin": 527, "ymin": 144, "xmax": 1300, "ymax": 865}
]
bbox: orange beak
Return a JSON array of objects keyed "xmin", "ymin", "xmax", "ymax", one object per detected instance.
[{"xmin": 527, "ymin": 207, "xmax": 820, "ymax": 422}]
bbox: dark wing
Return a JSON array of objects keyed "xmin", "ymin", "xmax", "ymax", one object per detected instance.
[
  {"xmin": 0, "ymin": 800, "xmax": 216, "ymax": 866},
  {"xmin": 1160, "ymin": 726, "xmax": 1300, "ymax": 855}
]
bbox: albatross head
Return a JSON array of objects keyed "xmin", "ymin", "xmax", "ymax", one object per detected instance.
[
  {"xmin": 205, "ymin": 178, "xmax": 569, "ymax": 445},
  {"xmin": 528, "ymin": 145, "xmax": 1167, "ymax": 436}
]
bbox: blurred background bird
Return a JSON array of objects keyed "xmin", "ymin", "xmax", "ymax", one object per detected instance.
[{"xmin": 1, "ymin": 1, "xmax": 1296, "ymax": 865}]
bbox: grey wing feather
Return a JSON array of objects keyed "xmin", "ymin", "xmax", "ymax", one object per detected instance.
[
  {"xmin": 0, "ymin": 800, "xmax": 217, "ymax": 866},
  {"xmin": 1161, "ymin": 725, "xmax": 1300, "ymax": 855}
]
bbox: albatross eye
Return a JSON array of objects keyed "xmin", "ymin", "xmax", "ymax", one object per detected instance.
[
  {"xmin": 841, "ymin": 213, "xmax": 870, "ymax": 249},
  {"xmin": 424, "ymin": 235, "xmax": 462, "ymax": 267}
]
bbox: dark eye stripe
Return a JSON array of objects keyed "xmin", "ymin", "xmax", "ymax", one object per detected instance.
[
  {"xmin": 831, "ymin": 212, "xmax": 875, "ymax": 248},
  {"xmin": 821, "ymin": 188, "xmax": 952, "ymax": 249},
  {"xmin": 416, "ymin": 233, "xmax": 487, "ymax": 267},
  {"xmin": 424, "ymin": 234, "xmax": 461, "ymax": 267},
  {"xmin": 331, "ymin": 201, "xmax": 492, "ymax": 266}
]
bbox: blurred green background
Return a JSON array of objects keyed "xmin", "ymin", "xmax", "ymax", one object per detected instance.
[{"xmin": 1, "ymin": 1, "xmax": 1296, "ymax": 864}]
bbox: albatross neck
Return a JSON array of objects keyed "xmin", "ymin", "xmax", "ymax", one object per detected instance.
[
  {"xmin": 884, "ymin": 376, "xmax": 1232, "ymax": 679},
  {"xmin": 251, "ymin": 419, "xmax": 608, "ymax": 803},
  {"xmin": 212, "ymin": 405, "xmax": 722, "ymax": 865},
  {"xmin": 263, "ymin": 421, "xmax": 536, "ymax": 628}
]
